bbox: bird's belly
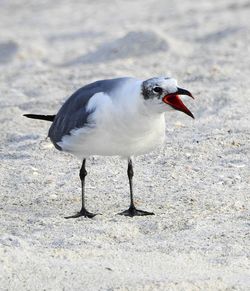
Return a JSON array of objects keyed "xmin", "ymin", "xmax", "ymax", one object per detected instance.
[{"xmin": 58, "ymin": 115, "xmax": 165, "ymax": 158}]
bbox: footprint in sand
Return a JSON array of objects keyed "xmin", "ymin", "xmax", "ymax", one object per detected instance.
[
  {"xmin": 63, "ymin": 30, "xmax": 169, "ymax": 66},
  {"xmin": 0, "ymin": 40, "xmax": 18, "ymax": 64}
]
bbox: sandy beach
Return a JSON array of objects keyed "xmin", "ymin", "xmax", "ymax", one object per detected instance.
[{"xmin": 0, "ymin": 0, "xmax": 249, "ymax": 290}]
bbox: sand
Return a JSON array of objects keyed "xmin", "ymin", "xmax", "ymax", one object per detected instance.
[{"xmin": 0, "ymin": 0, "xmax": 249, "ymax": 290}]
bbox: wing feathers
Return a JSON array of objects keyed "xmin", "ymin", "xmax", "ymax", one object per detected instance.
[{"xmin": 23, "ymin": 114, "xmax": 55, "ymax": 121}]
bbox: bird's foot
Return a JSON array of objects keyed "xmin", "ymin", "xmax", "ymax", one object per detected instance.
[
  {"xmin": 65, "ymin": 208, "xmax": 97, "ymax": 219},
  {"xmin": 118, "ymin": 205, "xmax": 154, "ymax": 217}
]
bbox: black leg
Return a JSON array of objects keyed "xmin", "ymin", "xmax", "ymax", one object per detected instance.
[
  {"xmin": 119, "ymin": 159, "xmax": 154, "ymax": 217},
  {"xmin": 65, "ymin": 159, "xmax": 97, "ymax": 219}
]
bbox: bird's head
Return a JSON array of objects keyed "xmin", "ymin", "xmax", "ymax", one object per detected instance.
[{"xmin": 142, "ymin": 77, "xmax": 194, "ymax": 118}]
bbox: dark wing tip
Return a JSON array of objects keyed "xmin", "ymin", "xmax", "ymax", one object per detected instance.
[{"xmin": 23, "ymin": 114, "xmax": 55, "ymax": 121}]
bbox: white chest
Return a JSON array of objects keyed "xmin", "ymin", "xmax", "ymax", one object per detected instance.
[{"xmin": 59, "ymin": 91, "xmax": 166, "ymax": 158}]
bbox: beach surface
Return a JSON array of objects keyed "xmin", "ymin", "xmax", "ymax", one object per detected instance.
[{"xmin": 0, "ymin": 0, "xmax": 249, "ymax": 290}]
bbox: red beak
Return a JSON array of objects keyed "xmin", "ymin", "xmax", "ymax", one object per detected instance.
[{"xmin": 162, "ymin": 87, "xmax": 194, "ymax": 118}]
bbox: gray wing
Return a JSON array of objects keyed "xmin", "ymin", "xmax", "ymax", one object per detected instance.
[{"xmin": 48, "ymin": 77, "xmax": 133, "ymax": 150}]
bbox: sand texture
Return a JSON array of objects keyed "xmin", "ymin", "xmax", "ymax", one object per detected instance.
[{"xmin": 0, "ymin": 0, "xmax": 249, "ymax": 290}]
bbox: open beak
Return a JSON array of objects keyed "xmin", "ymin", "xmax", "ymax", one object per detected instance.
[{"xmin": 162, "ymin": 87, "xmax": 194, "ymax": 118}]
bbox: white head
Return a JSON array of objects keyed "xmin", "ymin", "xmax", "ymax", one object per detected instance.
[{"xmin": 141, "ymin": 77, "xmax": 194, "ymax": 118}]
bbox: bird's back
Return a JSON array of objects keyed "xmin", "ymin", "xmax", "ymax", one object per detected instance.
[{"xmin": 48, "ymin": 77, "xmax": 134, "ymax": 150}]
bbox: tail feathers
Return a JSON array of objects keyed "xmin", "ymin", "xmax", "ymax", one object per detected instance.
[{"xmin": 23, "ymin": 114, "xmax": 55, "ymax": 122}]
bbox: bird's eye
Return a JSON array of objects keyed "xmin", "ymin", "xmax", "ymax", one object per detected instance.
[{"xmin": 153, "ymin": 87, "xmax": 162, "ymax": 94}]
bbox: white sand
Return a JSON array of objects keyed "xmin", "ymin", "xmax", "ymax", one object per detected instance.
[{"xmin": 0, "ymin": 0, "xmax": 249, "ymax": 290}]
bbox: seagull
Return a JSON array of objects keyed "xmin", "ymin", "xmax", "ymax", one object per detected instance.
[{"xmin": 24, "ymin": 76, "xmax": 194, "ymax": 218}]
